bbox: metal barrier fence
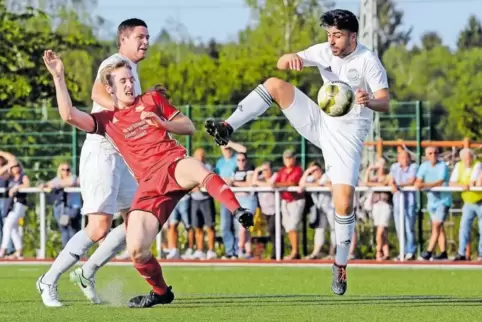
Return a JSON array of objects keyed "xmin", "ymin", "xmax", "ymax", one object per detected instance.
[{"xmin": 0, "ymin": 186, "xmax": 475, "ymax": 262}]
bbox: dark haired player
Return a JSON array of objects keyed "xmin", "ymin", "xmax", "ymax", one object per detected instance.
[{"xmin": 205, "ymin": 9, "xmax": 389, "ymax": 296}]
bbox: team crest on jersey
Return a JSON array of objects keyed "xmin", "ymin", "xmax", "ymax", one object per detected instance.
[
  {"xmin": 324, "ymin": 66, "xmax": 332, "ymax": 72},
  {"xmin": 347, "ymin": 68, "xmax": 360, "ymax": 81},
  {"xmin": 135, "ymin": 105, "xmax": 145, "ymax": 112}
]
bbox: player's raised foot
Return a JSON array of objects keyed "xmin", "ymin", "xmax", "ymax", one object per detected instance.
[
  {"xmin": 69, "ymin": 268, "xmax": 101, "ymax": 304},
  {"xmin": 36, "ymin": 275, "xmax": 63, "ymax": 307},
  {"xmin": 204, "ymin": 118, "xmax": 233, "ymax": 146},
  {"xmin": 233, "ymin": 207, "xmax": 254, "ymax": 229},
  {"xmin": 128, "ymin": 286, "xmax": 175, "ymax": 308},
  {"xmin": 331, "ymin": 263, "xmax": 347, "ymax": 296}
]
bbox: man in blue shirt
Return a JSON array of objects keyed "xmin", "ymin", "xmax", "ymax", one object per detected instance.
[
  {"xmin": 415, "ymin": 147, "xmax": 452, "ymax": 260},
  {"xmin": 215, "ymin": 141, "xmax": 247, "ymax": 258},
  {"xmin": 389, "ymin": 150, "xmax": 418, "ymax": 260}
]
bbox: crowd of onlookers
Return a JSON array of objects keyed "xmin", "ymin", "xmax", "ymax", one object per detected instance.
[{"xmin": 1, "ymin": 144, "xmax": 482, "ymax": 261}]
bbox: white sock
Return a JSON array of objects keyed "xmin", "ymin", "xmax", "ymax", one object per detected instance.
[
  {"xmin": 226, "ymin": 84, "xmax": 273, "ymax": 131},
  {"xmin": 42, "ymin": 230, "xmax": 94, "ymax": 284},
  {"xmin": 81, "ymin": 225, "xmax": 126, "ymax": 279},
  {"xmin": 334, "ymin": 212, "xmax": 355, "ymax": 266},
  {"xmin": 313, "ymin": 228, "xmax": 325, "ymax": 254}
]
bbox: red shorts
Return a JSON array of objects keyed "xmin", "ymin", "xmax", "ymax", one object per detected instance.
[{"xmin": 128, "ymin": 158, "xmax": 188, "ymax": 226}]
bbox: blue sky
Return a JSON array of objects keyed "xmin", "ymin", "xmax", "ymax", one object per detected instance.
[{"xmin": 96, "ymin": 0, "xmax": 482, "ymax": 49}]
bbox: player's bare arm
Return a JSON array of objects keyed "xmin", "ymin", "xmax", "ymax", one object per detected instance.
[
  {"xmin": 43, "ymin": 50, "xmax": 96, "ymax": 133},
  {"xmin": 277, "ymin": 53, "xmax": 304, "ymax": 71},
  {"xmin": 92, "ymin": 80, "xmax": 116, "ymax": 110},
  {"xmin": 140, "ymin": 111, "xmax": 195, "ymax": 135},
  {"xmin": 357, "ymin": 88, "xmax": 389, "ymax": 112},
  {"xmin": 0, "ymin": 151, "xmax": 18, "ymax": 175},
  {"xmin": 225, "ymin": 141, "xmax": 247, "ymax": 153}
]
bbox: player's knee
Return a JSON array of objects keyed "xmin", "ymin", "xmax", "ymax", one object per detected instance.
[
  {"xmin": 263, "ymin": 77, "xmax": 286, "ymax": 100},
  {"xmin": 334, "ymin": 199, "xmax": 353, "ymax": 216},
  {"xmin": 128, "ymin": 245, "xmax": 150, "ymax": 263}
]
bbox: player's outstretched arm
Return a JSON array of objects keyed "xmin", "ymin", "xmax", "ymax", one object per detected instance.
[{"xmin": 43, "ymin": 50, "xmax": 96, "ymax": 133}]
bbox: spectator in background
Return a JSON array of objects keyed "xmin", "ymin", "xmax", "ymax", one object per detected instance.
[
  {"xmin": 215, "ymin": 141, "xmax": 247, "ymax": 259},
  {"xmin": 252, "ymin": 162, "xmax": 280, "ymax": 259},
  {"xmin": 299, "ymin": 161, "xmax": 335, "ymax": 260},
  {"xmin": 0, "ymin": 161, "xmax": 30, "ymax": 259},
  {"xmin": 166, "ymin": 194, "xmax": 193, "ymax": 259},
  {"xmin": 190, "ymin": 148, "xmax": 217, "ymax": 260},
  {"xmin": 0, "ymin": 152, "xmax": 17, "ymax": 255},
  {"xmin": 416, "ymin": 146, "xmax": 452, "ymax": 261},
  {"xmin": 275, "ymin": 149, "xmax": 304, "ymax": 260},
  {"xmin": 39, "ymin": 163, "xmax": 81, "ymax": 249},
  {"xmin": 389, "ymin": 150, "xmax": 418, "ymax": 260},
  {"xmin": 364, "ymin": 158, "xmax": 391, "ymax": 261},
  {"xmin": 449, "ymin": 148, "xmax": 482, "ymax": 261},
  {"xmin": 231, "ymin": 152, "xmax": 257, "ymax": 259}
]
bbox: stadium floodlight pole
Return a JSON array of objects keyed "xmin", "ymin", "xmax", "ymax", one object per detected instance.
[{"xmin": 359, "ymin": 0, "xmax": 379, "ymax": 166}]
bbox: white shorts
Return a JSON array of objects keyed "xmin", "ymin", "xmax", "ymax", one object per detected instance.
[
  {"xmin": 281, "ymin": 199, "xmax": 306, "ymax": 232},
  {"xmin": 283, "ymin": 88, "xmax": 370, "ymax": 186},
  {"xmin": 79, "ymin": 138, "xmax": 137, "ymax": 215},
  {"xmin": 372, "ymin": 201, "xmax": 391, "ymax": 227}
]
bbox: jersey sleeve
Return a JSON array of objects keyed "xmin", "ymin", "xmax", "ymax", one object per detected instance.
[
  {"xmin": 364, "ymin": 54, "xmax": 389, "ymax": 93},
  {"xmin": 151, "ymin": 91, "xmax": 180, "ymax": 121},
  {"xmin": 297, "ymin": 44, "xmax": 328, "ymax": 67},
  {"xmin": 89, "ymin": 111, "xmax": 112, "ymax": 135}
]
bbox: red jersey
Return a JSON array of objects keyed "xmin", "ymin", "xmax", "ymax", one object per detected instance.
[
  {"xmin": 276, "ymin": 166, "xmax": 304, "ymax": 202},
  {"xmin": 90, "ymin": 91, "xmax": 187, "ymax": 181}
]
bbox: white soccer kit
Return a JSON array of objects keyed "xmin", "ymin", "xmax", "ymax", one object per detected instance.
[
  {"xmin": 283, "ymin": 42, "xmax": 389, "ymax": 186},
  {"xmin": 79, "ymin": 53, "xmax": 141, "ymax": 215}
]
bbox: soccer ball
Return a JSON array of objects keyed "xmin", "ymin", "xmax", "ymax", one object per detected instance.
[{"xmin": 317, "ymin": 81, "xmax": 355, "ymax": 117}]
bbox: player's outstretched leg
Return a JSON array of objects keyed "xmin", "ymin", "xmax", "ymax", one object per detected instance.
[
  {"xmin": 69, "ymin": 221, "xmax": 127, "ymax": 304},
  {"xmin": 205, "ymin": 79, "xmax": 278, "ymax": 145},
  {"xmin": 174, "ymin": 157, "xmax": 254, "ymax": 229},
  {"xmin": 127, "ymin": 210, "xmax": 175, "ymax": 308},
  {"xmin": 331, "ymin": 185, "xmax": 356, "ymax": 296}
]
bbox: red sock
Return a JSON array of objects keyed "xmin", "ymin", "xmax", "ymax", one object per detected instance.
[
  {"xmin": 134, "ymin": 254, "xmax": 168, "ymax": 295},
  {"xmin": 202, "ymin": 173, "xmax": 240, "ymax": 213}
]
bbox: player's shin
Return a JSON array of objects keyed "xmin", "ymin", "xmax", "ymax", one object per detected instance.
[
  {"xmin": 332, "ymin": 185, "xmax": 356, "ymax": 266},
  {"xmin": 225, "ymin": 84, "xmax": 273, "ymax": 131},
  {"xmin": 201, "ymin": 173, "xmax": 240, "ymax": 213},
  {"xmin": 127, "ymin": 211, "xmax": 168, "ymax": 295}
]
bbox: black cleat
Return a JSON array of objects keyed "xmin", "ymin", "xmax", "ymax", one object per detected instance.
[
  {"xmin": 453, "ymin": 253, "xmax": 467, "ymax": 261},
  {"xmin": 233, "ymin": 207, "xmax": 254, "ymax": 229},
  {"xmin": 420, "ymin": 251, "xmax": 432, "ymax": 261},
  {"xmin": 128, "ymin": 286, "xmax": 174, "ymax": 308},
  {"xmin": 331, "ymin": 264, "xmax": 347, "ymax": 296},
  {"xmin": 204, "ymin": 118, "xmax": 233, "ymax": 146},
  {"xmin": 433, "ymin": 251, "xmax": 448, "ymax": 260}
]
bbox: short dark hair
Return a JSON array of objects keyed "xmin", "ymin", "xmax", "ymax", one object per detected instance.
[
  {"xmin": 117, "ymin": 18, "xmax": 148, "ymax": 47},
  {"xmin": 320, "ymin": 9, "xmax": 359, "ymax": 33}
]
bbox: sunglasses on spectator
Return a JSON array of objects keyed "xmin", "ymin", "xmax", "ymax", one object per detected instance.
[{"xmin": 61, "ymin": 168, "xmax": 71, "ymax": 171}]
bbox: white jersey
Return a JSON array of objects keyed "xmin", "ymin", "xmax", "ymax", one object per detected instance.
[
  {"xmin": 297, "ymin": 42, "xmax": 388, "ymax": 122},
  {"xmin": 84, "ymin": 53, "xmax": 141, "ymax": 151}
]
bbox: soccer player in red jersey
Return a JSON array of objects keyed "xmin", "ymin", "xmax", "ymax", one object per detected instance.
[{"xmin": 42, "ymin": 50, "xmax": 254, "ymax": 308}]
